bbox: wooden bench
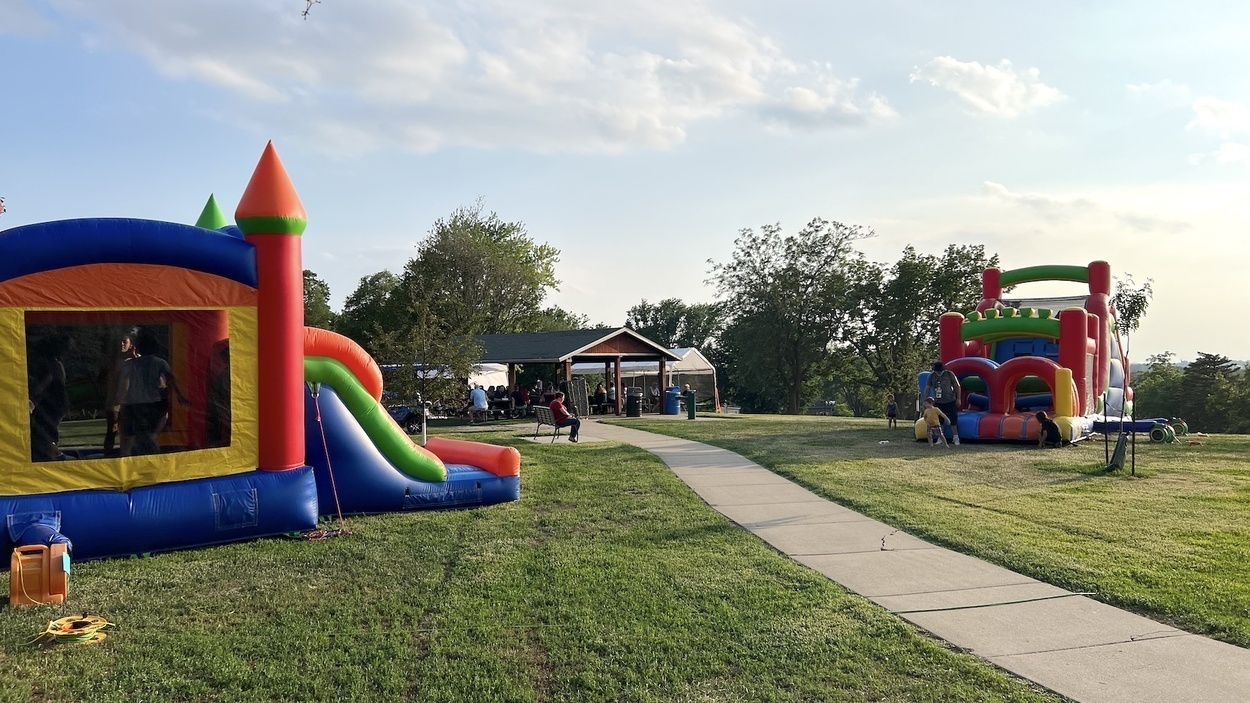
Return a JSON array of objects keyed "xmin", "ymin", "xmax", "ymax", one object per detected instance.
[{"xmin": 532, "ymin": 405, "xmax": 563, "ymax": 442}]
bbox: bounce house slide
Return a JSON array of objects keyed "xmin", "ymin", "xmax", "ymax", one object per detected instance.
[{"xmin": 302, "ymin": 328, "xmax": 519, "ymax": 514}]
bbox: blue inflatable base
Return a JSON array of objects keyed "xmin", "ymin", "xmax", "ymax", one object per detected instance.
[
  {"xmin": 0, "ymin": 468, "xmax": 318, "ymax": 562},
  {"xmin": 1092, "ymin": 417, "xmax": 1169, "ymax": 433}
]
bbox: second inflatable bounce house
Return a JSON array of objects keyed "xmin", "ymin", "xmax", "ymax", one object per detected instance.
[
  {"xmin": 915, "ymin": 261, "xmax": 1139, "ymax": 443},
  {"xmin": 0, "ymin": 143, "xmax": 519, "ymax": 561}
]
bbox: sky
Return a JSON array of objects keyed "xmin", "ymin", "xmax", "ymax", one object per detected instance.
[{"xmin": 2, "ymin": 0, "xmax": 1249, "ymax": 362}]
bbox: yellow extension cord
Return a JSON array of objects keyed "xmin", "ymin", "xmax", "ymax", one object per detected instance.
[{"xmin": 29, "ymin": 614, "xmax": 115, "ymax": 647}]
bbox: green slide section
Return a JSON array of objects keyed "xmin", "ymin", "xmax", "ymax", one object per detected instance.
[
  {"xmin": 999, "ymin": 264, "xmax": 1089, "ymax": 286},
  {"xmin": 959, "ymin": 315, "xmax": 1061, "ymax": 342},
  {"xmin": 304, "ymin": 356, "xmax": 447, "ymax": 482}
]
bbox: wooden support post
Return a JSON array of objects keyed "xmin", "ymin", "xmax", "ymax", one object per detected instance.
[
  {"xmin": 657, "ymin": 358, "xmax": 667, "ymax": 414},
  {"xmin": 614, "ymin": 356, "xmax": 623, "ymax": 415}
]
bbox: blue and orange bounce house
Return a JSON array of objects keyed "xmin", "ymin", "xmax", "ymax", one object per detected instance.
[{"xmin": 0, "ymin": 143, "xmax": 519, "ymax": 561}]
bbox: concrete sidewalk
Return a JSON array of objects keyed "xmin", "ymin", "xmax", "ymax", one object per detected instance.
[{"xmin": 589, "ymin": 420, "xmax": 1250, "ymax": 703}]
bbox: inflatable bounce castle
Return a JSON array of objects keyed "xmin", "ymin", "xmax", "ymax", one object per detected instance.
[
  {"xmin": 915, "ymin": 261, "xmax": 1137, "ymax": 443},
  {"xmin": 0, "ymin": 143, "xmax": 519, "ymax": 561}
]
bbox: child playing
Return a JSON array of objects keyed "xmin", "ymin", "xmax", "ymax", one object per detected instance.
[
  {"xmin": 922, "ymin": 397, "xmax": 951, "ymax": 448},
  {"xmin": 1036, "ymin": 411, "xmax": 1063, "ymax": 448},
  {"xmin": 886, "ymin": 393, "xmax": 899, "ymax": 429}
]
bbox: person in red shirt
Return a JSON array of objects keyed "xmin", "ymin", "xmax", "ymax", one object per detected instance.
[{"xmin": 549, "ymin": 391, "xmax": 581, "ymax": 443}]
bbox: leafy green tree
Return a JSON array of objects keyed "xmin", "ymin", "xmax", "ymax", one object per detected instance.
[
  {"xmin": 399, "ymin": 200, "xmax": 560, "ymax": 336},
  {"xmin": 527, "ymin": 305, "xmax": 591, "ymax": 332},
  {"xmin": 1179, "ymin": 352, "xmax": 1237, "ymax": 432},
  {"xmin": 709, "ymin": 218, "xmax": 871, "ymax": 414},
  {"xmin": 1112, "ymin": 273, "xmax": 1153, "ymax": 349},
  {"xmin": 625, "ymin": 298, "xmax": 722, "ymax": 350},
  {"xmin": 336, "ymin": 271, "xmax": 402, "ymax": 357},
  {"xmin": 1132, "ymin": 352, "xmax": 1183, "ymax": 420},
  {"xmin": 842, "ymin": 245, "xmax": 997, "ymax": 416},
  {"xmin": 370, "ymin": 288, "xmax": 482, "ymax": 410},
  {"xmin": 303, "ymin": 270, "xmax": 336, "ymax": 329},
  {"xmin": 821, "ymin": 352, "xmax": 880, "ymax": 417}
]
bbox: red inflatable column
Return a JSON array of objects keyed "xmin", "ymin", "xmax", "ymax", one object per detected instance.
[
  {"xmin": 1057, "ymin": 309, "xmax": 1091, "ymax": 415},
  {"xmin": 236, "ymin": 142, "xmax": 307, "ymax": 471},
  {"xmin": 1085, "ymin": 260, "xmax": 1112, "ymax": 400},
  {"xmin": 978, "ymin": 268, "xmax": 1002, "ymax": 312},
  {"xmin": 939, "ymin": 313, "xmax": 966, "ymax": 363}
]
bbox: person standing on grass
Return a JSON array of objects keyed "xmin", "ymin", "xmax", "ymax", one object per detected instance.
[
  {"xmin": 1036, "ymin": 411, "xmax": 1063, "ymax": 448},
  {"xmin": 922, "ymin": 397, "xmax": 951, "ymax": 448},
  {"xmin": 549, "ymin": 391, "xmax": 580, "ymax": 443},
  {"xmin": 924, "ymin": 362, "xmax": 961, "ymax": 445},
  {"xmin": 885, "ymin": 393, "xmax": 899, "ymax": 429}
]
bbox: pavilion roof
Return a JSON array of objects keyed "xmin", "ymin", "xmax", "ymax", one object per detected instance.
[{"xmin": 473, "ymin": 328, "xmax": 681, "ymax": 365}]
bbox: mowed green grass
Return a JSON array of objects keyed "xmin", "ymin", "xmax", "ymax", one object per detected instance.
[
  {"xmin": 0, "ymin": 433, "xmax": 1062, "ymax": 703},
  {"xmin": 610, "ymin": 414, "xmax": 1250, "ymax": 648}
]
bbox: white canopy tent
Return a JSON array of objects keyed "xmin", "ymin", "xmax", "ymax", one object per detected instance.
[
  {"xmin": 380, "ymin": 363, "xmax": 510, "ymax": 389},
  {"xmin": 571, "ymin": 347, "xmax": 720, "ymax": 410},
  {"xmin": 468, "ymin": 363, "xmax": 510, "ymax": 389},
  {"xmin": 571, "ymin": 347, "xmax": 713, "ymax": 380}
]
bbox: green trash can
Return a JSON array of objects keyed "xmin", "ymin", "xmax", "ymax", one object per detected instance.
[
  {"xmin": 626, "ymin": 389, "xmax": 643, "ymax": 417},
  {"xmin": 686, "ymin": 390, "xmax": 696, "ymax": 419}
]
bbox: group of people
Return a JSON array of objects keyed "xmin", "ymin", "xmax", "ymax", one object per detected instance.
[
  {"xmin": 892, "ymin": 361, "xmax": 1064, "ymax": 450},
  {"xmin": 28, "ymin": 329, "xmax": 188, "ymax": 462},
  {"xmin": 467, "ymin": 383, "xmax": 545, "ymax": 423},
  {"xmin": 590, "ymin": 383, "xmax": 618, "ymax": 414}
]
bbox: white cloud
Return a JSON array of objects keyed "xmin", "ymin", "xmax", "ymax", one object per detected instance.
[
  {"xmin": 1189, "ymin": 96, "xmax": 1250, "ymax": 137},
  {"xmin": 980, "ymin": 181, "xmax": 1190, "ymax": 233},
  {"xmin": 761, "ymin": 68, "xmax": 897, "ymax": 130},
  {"xmin": 43, "ymin": 0, "xmax": 894, "ymax": 154},
  {"xmin": 1215, "ymin": 142, "xmax": 1250, "ymax": 168},
  {"xmin": 909, "ymin": 57, "xmax": 1064, "ymax": 117},
  {"xmin": 1125, "ymin": 79, "xmax": 1192, "ymax": 108}
]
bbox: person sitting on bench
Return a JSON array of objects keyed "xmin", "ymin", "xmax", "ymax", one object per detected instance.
[{"xmin": 550, "ymin": 391, "xmax": 580, "ymax": 443}]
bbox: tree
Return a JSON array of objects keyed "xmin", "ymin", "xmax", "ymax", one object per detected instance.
[
  {"xmin": 1132, "ymin": 352, "xmax": 1183, "ymax": 420},
  {"xmin": 842, "ymin": 245, "xmax": 997, "ymax": 417},
  {"xmin": 1179, "ymin": 352, "xmax": 1237, "ymax": 432},
  {"xmin": 528, "ymin": 305, "xmax": 591, "ymax": 332},
  {"xmin": 398, "ymin": 200, "xmax": 560, "ymax": 336},
  {"xmin": 1112, "ymin": 273, "xmax": 1153, "ymax": 348},
  {"xmin": 709, "ymin": 218, "xmax": 871, "ymax": 414},
  {"xmin": 303, "ymin": 270, "xmax": 336, "ymax": 329},
  {"xmin": 370, "ymin": 287, "xmax": 482, "ymax": 410},
  {"xmin": 625, "ymin": 298, "xmax": 722, "ymax": 349},
  {"xmin": 336, "ymin": 271, "xmax": 402, "ymax": 357}
]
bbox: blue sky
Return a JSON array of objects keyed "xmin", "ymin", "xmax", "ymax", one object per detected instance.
[{"xmin": 2, "ymin": 0, "xmax": 1249, "ymax": 361}]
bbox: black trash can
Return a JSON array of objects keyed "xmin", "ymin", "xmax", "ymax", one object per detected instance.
[{"xmin": 626, "ymin": 388, "xmax": 643, "ymax": 417}]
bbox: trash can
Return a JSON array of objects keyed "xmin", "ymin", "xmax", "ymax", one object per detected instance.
[
  {"xmin": 663, "ymin": 387, "xmax": 681, "ymax": 415},
  {"xmin": 686, "ymin": 390, "xmax": 696, "ymax": 420},
  {"xmin": 626, "ymin": 387, "xmax": 643, "ymax": 417}
]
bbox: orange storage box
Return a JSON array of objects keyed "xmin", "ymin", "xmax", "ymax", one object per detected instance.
[{"xmin": 9, "ymin": 544, "xmax": 69, "ymax": 608}]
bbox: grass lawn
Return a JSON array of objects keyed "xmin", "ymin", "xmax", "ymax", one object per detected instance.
[
  {"xmin": 607, "ymin": 414, "xmax": 1250, "ymax": 649},
  {"xmin": 0, "ymin": 431, "xmax": 1062, "ymax": 702}
]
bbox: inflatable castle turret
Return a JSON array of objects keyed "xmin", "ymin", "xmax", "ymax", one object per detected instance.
[{"xmin": 236, "ymin": 144, "xmax": 307, "ymax": 471}]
